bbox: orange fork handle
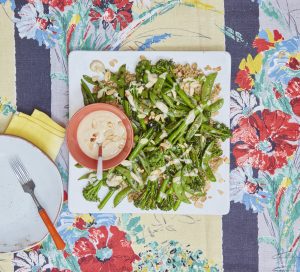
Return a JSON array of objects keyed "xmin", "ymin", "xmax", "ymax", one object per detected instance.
[{"xmin": 38, "ymin": 209, "xmax": 66, "ymax": 250}]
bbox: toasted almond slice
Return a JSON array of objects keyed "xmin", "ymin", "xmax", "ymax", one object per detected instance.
[{"xmin": 104, "ymin": 129, "xmax": 114, "ymax": 138}]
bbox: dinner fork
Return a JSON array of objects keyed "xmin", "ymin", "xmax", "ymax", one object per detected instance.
[{"xmin": 9, "ymin": 156, "xmax": 66, "ymax": 250}]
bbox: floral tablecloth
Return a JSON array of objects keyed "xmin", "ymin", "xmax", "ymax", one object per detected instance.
[{"xmin": 0, "ymin": 0, "xmax": 300, "ymax": 271}]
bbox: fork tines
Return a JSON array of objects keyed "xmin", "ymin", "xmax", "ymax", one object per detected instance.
[{"xmin": 9, "ymin": 156, "xmax": 31, "ymax": 185}]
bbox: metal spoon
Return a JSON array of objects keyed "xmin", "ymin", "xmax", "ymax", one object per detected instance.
[{"xmin": 97, "ymin": 143, "xmax": 103, "ymax": 180}]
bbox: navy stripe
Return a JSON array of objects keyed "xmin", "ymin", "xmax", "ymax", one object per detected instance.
[
  {"xmin": 14, "ymin": 0, "xmax": 51, "ymax": 116},
  {"xmin": 223, "ymin": 1, "xmax": 260, "ymax": 272},
  {"xmin": 225, "ymin": 0, "xmax": 259, "ymax": 87}
]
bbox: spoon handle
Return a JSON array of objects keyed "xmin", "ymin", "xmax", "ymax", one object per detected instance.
[{"xmin": 97, "ymin": 145, "xmax": 103, "ymax": 180}]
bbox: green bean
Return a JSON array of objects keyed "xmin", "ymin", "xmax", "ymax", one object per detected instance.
[
  {"xmin": 162, "ymin": 93, "xmax": 175, "ymax": 108},
  {"xmin": 202, "ymin": 141, "xmax": 214, "ymax": 165},
  {"xmin": 173, "ymin": 128, "xmax": 186, "ymax": 144},
  {"xmin": 81, "ymin": 87, "xmax": 89, "ymax": 106},
  {"xmin": 113, "ymin": 187, "xmax": 131, "ymax": 207},
  {"xmin": 201, "ymin": 72, "xmax": 217, "ymax": 103},
  {"xmin": 81, "ymin": 80, "xmax": 95, "ymax": 103},
  {"xmin": 165, "ymin": 120, "xmax": 183, "ymax": 133},
  {"xmin": 123, "ymin": 100, "xmax": 132, "ymax": 117},
  {"xmin": 173, "ymin": 200, "xmax": 181, "ymax": 211},
  {"xmin": 138, "ymin": 117, "xmax": 147, "ymax": 131},
  {"xmin": 149, "ymin": 91, "xmax": 157, "ymax": 105},
  {"xmin": 186, "ymin": 112, "xmax": 203, "ymax": 141},
  {"xmin": 98, "ymin": 187, "xmax": 117, "ymax": 209},
  {"xmin": 153, "ymin": 77, "xmax": 165, "ymax": 94},
  {"xmin": 132, "ymin": 121, "xmax": 140, "ymax": 134},
  {"xmin": 164, "ymin": 74, "xmax": 175, "ymax": 89},
  {"xmin": 190, "ymin": 149, "xmax": 200, "ymax": 169},
  {"xmin": 157, "ymin": 179, "xmax": 169, "ymax": 203},
  {"xmin": 176, "ymin": 104, "xmax": 191, "ymax": 112},
  {"xmin": 206, "ymin": 98, "xmax": 224, "ymax": 113},
  {"xmin": 83, "ymin": 75, "xmax": 98, "ymax": 85},
  {"xmin": 204, "ymin": 164, "xmax": 216, "ymax": 182},
  {"xmin": 172, "ymin": 171, "xmax": 190, "ymax": 204},
  {"xmin": 195, "ymin": 74, "xmax": 206, "ymax": 101},
  {"xmin": 138, "ymin": 152, "xmax": 150, "ymax": 174},
  {"xmin": 168, "ymin": 107, "xmax": 201, "ymax": 143},
  {"xmin": 128, "ymin": 128, "xmax": 155, "ymax": 160},
  {"xmin": 201, "ymin": 123, "xmax": 231, "ymax": 140},
  {"xmin": 168, "ymin": 123, "xmax": 185, "ymax": 143},
  {"xmin": 175, "ymin": 85, "xmax": 196, "ymax": 109}
]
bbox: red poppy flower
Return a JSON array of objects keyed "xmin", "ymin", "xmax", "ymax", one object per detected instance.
[
  {"xmin": 113, "ymin": 0, "xmax": 134, "ymax": 29},
  {"xmin": 73, "ymin": 217, "xmax": 93, "ymax": 230},
  {"xmin": 287, "ymin": 57, "xmax": 300, "ymax": 70},
  {"xmin": 252, "ymin": 38, "xmax": 274, "ymax": 53},
  {"xmin": 232, "ymin": 109, "xmax": 300, "ymax": 174},
  {"xmin": 286, "ymin": 77, "xmax": 300, "ymax": 98},
  {"xmin": 46, "ymin": 0, "xmax": 73, "ymax": 11},
  {"xmin": 103, "ymin": 8, "xmax": 115, "ymax": 23},
  {"xmin": 89, "ymin": 9, "xmax": 102, "ymax": 22},
  {"xmin": 291, "ymin": 97, "xmax": 300, "ymax": 116},
  {"xmin": 253, "ymin": 30, "xmax": 284, "ymax": 53},
  {"xmin": 235, "ymin": 68, "xmax": 254, "ymax": 91},
  {"xmin": 112, "ymin": 9, "xmax": 133, "ymax": 30},
  {"xmin": 73, "ymin": 226, "xmax": 139, "ymax": 272},
  {"xmin": 89, "ymin": 0, "xmax": 133, "ymax": 30}
]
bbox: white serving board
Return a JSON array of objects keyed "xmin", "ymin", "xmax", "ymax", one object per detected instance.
[{"xmin": 68, "ymin": 51, "xmax": 231, "ymax": 215}]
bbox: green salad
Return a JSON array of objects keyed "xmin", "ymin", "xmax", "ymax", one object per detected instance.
[{"xmin": 78, "ymin": 58, "xmax": 231, "ymax": 211}]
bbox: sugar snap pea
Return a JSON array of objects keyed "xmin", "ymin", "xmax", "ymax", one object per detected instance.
[
  {"xmin": 201, "ymin": 72, "xmax": 217, "ymax": 103},
  {"xmin": 128, "ymin": 128, "xmax": 155, "ymax": 160},
  {"xmin": 186, "ymin": 112, "xmax": 203, "ymax": 141},
  {"xmin": 83, "ymin": 75, "xmax": 98, "ymax": 85},
  {"xmin": 175, "ymin": 85, "xmax": 196, "ymax": 109},
  {"xmin": 113, "ymin": 187, "xmax": 131, "ymax": 207},
  {"xmin": 81, "ymin": 79, "xmax": 95, "ymax": 104},
  {"xmin": 206, "ymin": 98, "xmax": 224, "ymax": 113}
]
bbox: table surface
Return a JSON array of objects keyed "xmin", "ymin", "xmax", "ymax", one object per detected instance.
[{"xmin": 0, "ymin": 0, "xmax": 299, "ymax": 271}]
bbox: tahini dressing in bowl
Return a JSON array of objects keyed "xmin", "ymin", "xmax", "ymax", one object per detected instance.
[{"xmin": 77, "ymin": 111, "xmax": 127, "ymax": 160}]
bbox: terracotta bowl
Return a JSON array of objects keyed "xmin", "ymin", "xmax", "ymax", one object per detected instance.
[{"xmin": 66, "ymin": 103, "xmax": 134, "ymax": 170}]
